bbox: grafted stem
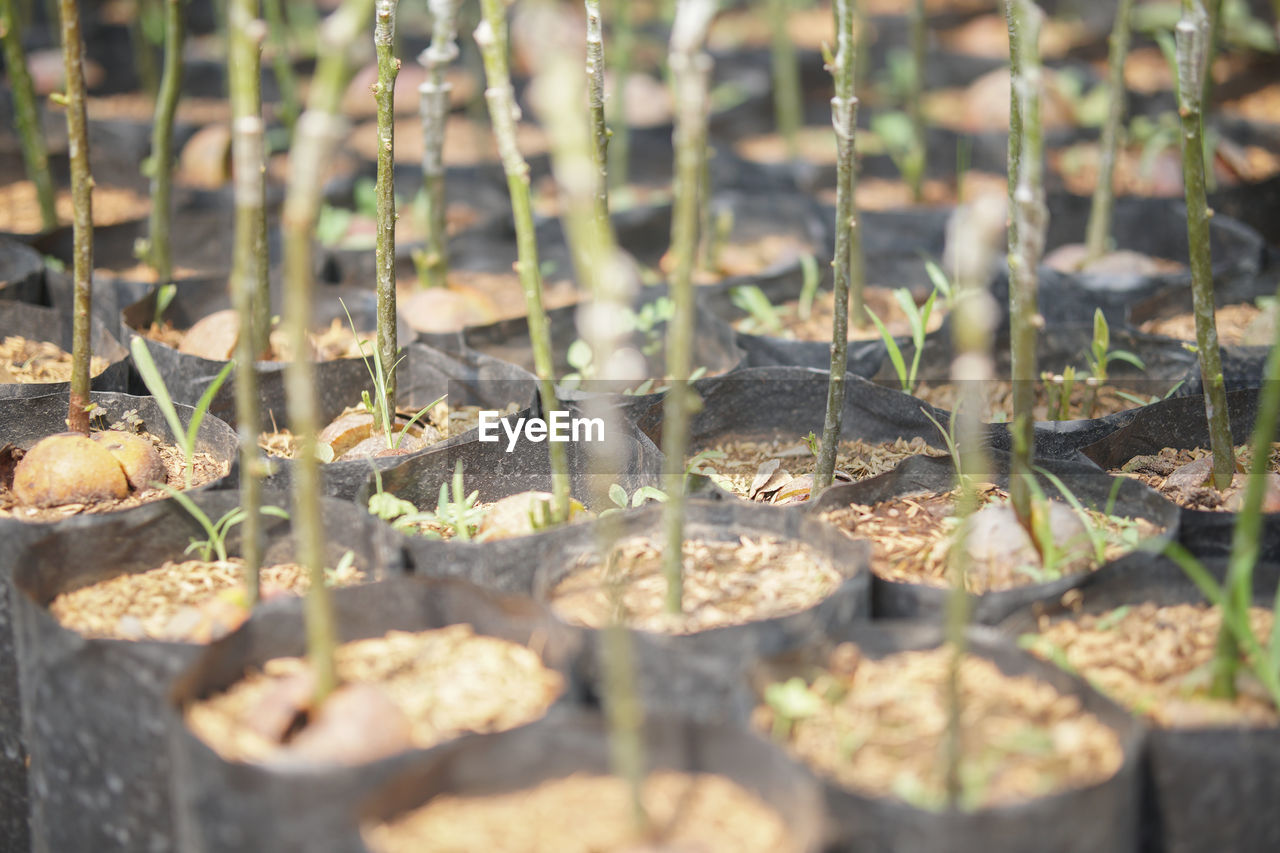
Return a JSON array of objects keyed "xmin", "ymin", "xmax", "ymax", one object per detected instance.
[
  {"xmin": 375, "ymin": 0, "xmax": 399, "ymax": 422},
  {"xmin": 475, "ymin": 0, "xmax": 570, "ymax": 523},
  {"xmin": 58, "ymin": 0, "xmax": 93, "ymax": 435},
  {"xmin": 814, "ymin": 0, "xmax": 859, "ymax": 493},
  {"xmin": 1085, "ymin": 0, "xmax": 1133, "ymax": 264},
  {"xmin": 282, "ymin": 0, "xmax": 374, "ymax": 704},
  {"xmin": 1, "ymin": 0, "xmax": 57, "ymax": 231},
  {"xmin": 145, "ymin": 0, "xmax": 185, "ymax": 287}
]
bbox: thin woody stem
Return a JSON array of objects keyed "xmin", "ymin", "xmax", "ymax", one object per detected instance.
[
  {"xmin": 814, "ymin": 0, "xmax": 858, "ymax": 492},
  {"xmin": 375, "ymin": 0, "xmax": 399, "ymax": 422},
  {"xmin": 58, "ymin": 0, "xmax": 93, "ymax": 435}
]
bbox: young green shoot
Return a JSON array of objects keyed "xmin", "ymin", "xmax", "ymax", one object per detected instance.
[
  {"xmin": 0, "ymin": 0, "xmax": 57, "ymax": 230},
  {"xmin": 1177, "ymin": 0, "xmax": 1235, "ymax": 492},
  {"xmin": 814, "ymin": 0, "xmax": 861, "ymax": 493},
  {"xmin": 131, "ymin": 336, "xmax": 234, "ymax": 489},
  {"xmin": 162, "ymin": 486, "xmax": 289, "ymax": 564},
  {"xmin": 866, "ymin": 286, "xmax": 937, "ymax": 394},
  {"xmin": 731, "ymin": 285, "xmax": 785, "ymax": 336}
]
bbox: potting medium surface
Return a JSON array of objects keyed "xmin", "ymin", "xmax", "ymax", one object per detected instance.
[
  {"xmin": 0, "ymin": 335, "xmax": 110, "ymax": 383},
  {"xmin": 732, "ymin": 286, "xmax": 948, "ymax": 343},
  {"xmin": 0, "ymin": 181, "xmax": 150, "ymax": 234},
  {"xmin": 692, "ymin": 435, "xmax": 946, "ymax": 503},
  {"xmin": 1112, "ymin": 443, "xmax": 1280, "ymax": 511},
  {"xmin": 1139, "ymin": 301, "xmax": 1278, "ymax": 347},
  {"xmin": 914, "ymin": 377, "xmax": 1149, "ymax": 422},
  {"xmin": 146, "ymin": 314, "xmax": 374, "ymax": 363},
  {"xmin": 49, "ymin": 557, "xmax": 367, "ymax": 643},
  {"xmin": 753, "ymin": 644, "xmax": 1125, "ymax": 810},
  {"xmin": 819, "ymin": 485, "xmax": 1162, "ymax": 593},
  {"xmin": 1023, "ymin": 602, "xmax": 1278, "ymax": 728},
  {"xmin": 363, "ymin": 770, "xmax": 799, "ymax": 853},
  {"xmin": 550, "ymin": 535, "xmax": 844, "ymax": 634},
  {"xmin": 186, "ymin": 625, "xmax": 564, "ymax": 764}
]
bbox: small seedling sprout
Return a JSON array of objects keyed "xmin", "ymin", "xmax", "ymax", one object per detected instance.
[{"xmin": 130, "ymin": 336, "xmax": 234, "ymax": 489}]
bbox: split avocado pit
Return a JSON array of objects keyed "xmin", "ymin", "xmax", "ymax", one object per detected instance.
[{"xmin": 12, "ymin": 431, "xmax": 165, "ymax": 507}]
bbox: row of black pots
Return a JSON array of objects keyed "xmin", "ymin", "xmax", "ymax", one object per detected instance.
[
  {"xmin": 0, "ymin": 482, "xmax": 1154, "ymax": 853},
  {"xmin": 0, "ymin": 390, "xmax": 240, "ymax": 853},
  {"xmin": 0, "ymin": 381, "xmax": 1265, "ymax": 851}
]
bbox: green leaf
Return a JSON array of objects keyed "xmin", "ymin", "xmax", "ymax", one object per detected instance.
[
  {"xmin": 566, "ymin": 339, "xmax": 594, "ymax": 371},
  {"xmin": 764, "ymin": 677, "xmax": 823, "ymax": 720},
  {"xmin": 609, "ymin": 483, "xmax": 628, "ymax": 508},
  {"xmin": 130, "ymin": 336, "xmax": 186, "ymax": 452},
  {"xmin": 865, "ymin": 306, "xmax": 909, "ymax": 392}
]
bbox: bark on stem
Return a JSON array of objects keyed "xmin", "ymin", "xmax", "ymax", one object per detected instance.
[
  {"xmin": 660, "ymin": 0, "xmax": 716, "ymax": 615},
  {"xmin": 1177, "ymin": 0, "xmax": 1234, "ymax": 495},
  {"xmin": 229, "ymin": 0, "xmax": 266, "ymax": 601},
  {"xmin": 1, "ymin": 0, "xmax": 57, "ymax": 230},
  {"xmin": 475, "ymin": 0, "xmax": 570, "ymax": 523},
  {"xmin": 585, "ymin": 0, "xmax": 610, "ymax": 226},
  {"xmin": 58, "ymin": 0, "xmax": 93, "ymax": 435},
  {"xmin": 1085, "ymin": 0, "xmax": 1133, "ymax": 264},
  {"xmin": 1006, "ymin": 0, "xmax": 1046, "ymax": 530},
  {"xmin": 813, "ymin": 0, "xmax": 858, "ymax": 493},
  {"xmin": 375, "ymin": 0, "xmax": 399, "ymax": 422},
  {"xmin": 146, "ymin": 0, "xmax": 184, "ymax": 287},
  {"xmin": 415, "ymin": 0, "xmax": 459, "ymax": 290},
  {"xmin": 282, "ymin": 0, "xmax": 374, "ymax": 704}
]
